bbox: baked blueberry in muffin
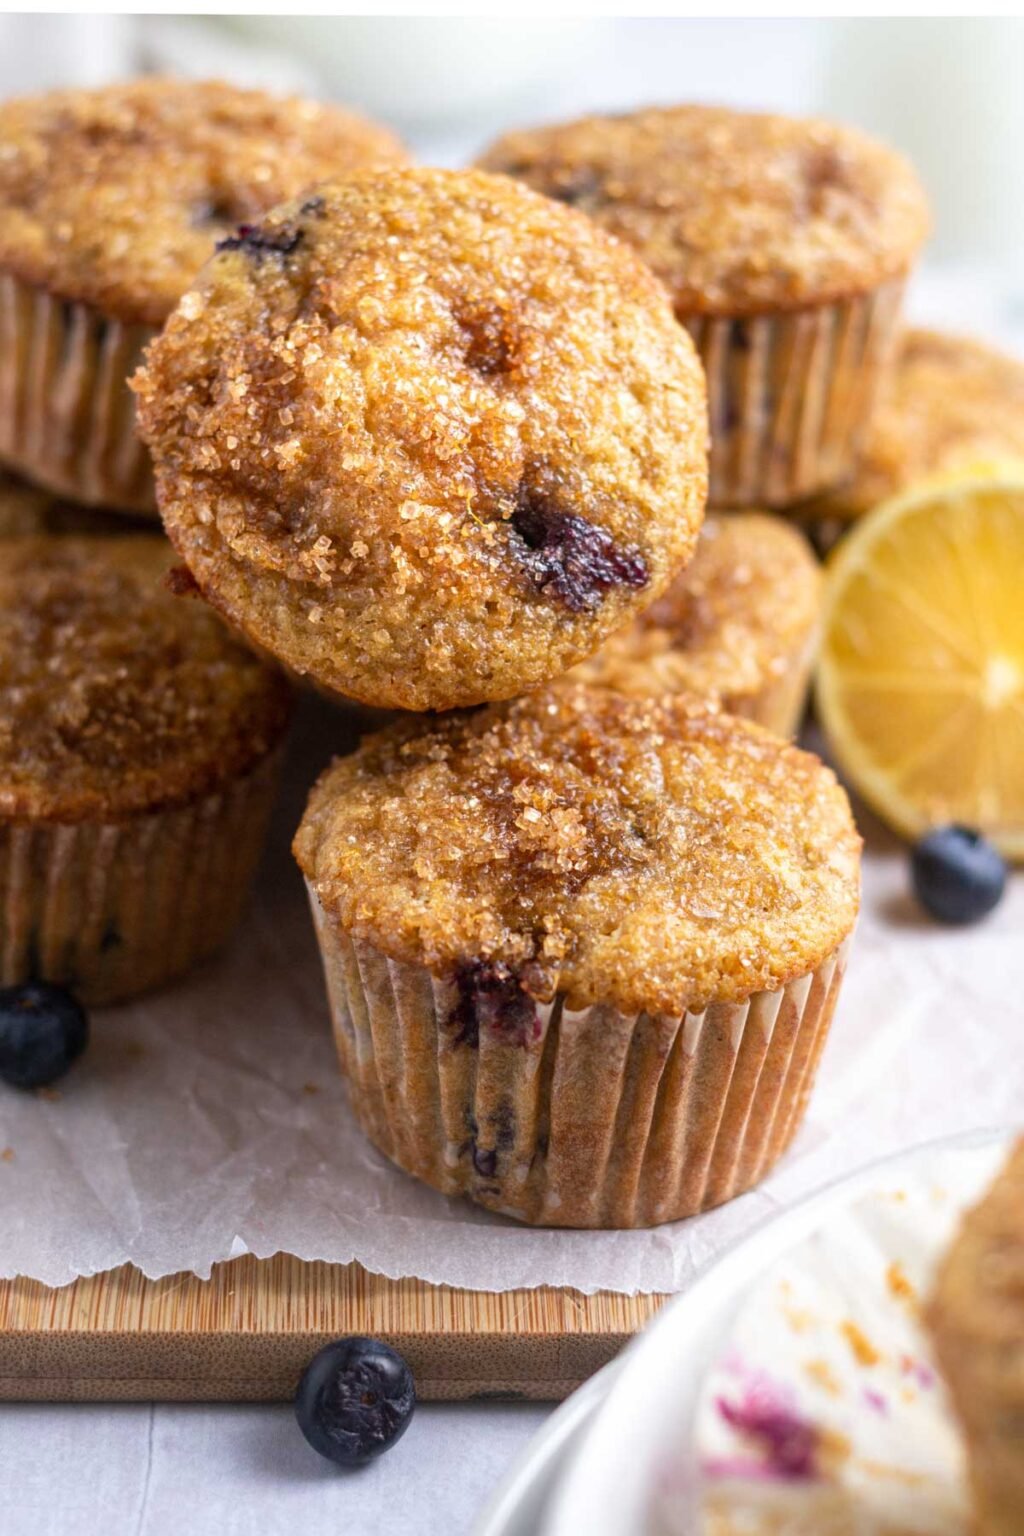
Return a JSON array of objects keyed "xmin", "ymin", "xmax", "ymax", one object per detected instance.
[
  {"xmin": 135, "ymin": 167, "xmax": 709, "ymax": 710},
  {"xmin": 295, "ymin": 685, "xmax": 860, "ymax": 1227}
]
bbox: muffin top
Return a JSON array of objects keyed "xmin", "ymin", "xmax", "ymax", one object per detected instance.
[
  {"xmin": 134, "ymin": 167, "xmax": 709, "ymax": 712},
  {"xmin": 801, "ymin": 328, "xmax": 1024, "ymax": 522},
  {"xmin": 0, "ymin": 78, "xmax": 406, "ymax": 324},
  {"xmin": 0, "ymin": 537, "xmax": 292, "ymax": 821},
  {"xmin": 480, "ymin": 105, "xmax": 930, "ymax": 316},
  {"xmin": 568, "ymin": 513, "xmax": 820, "ymax": 709},
  {"xmin": 294, "ymin": 685, "xmax": 860, "ymax": 1015}
]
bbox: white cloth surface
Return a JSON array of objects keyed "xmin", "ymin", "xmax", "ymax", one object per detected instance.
[{"xmin": 0, "ymin": 1399, "xmax": 548, "ymax": 1536}]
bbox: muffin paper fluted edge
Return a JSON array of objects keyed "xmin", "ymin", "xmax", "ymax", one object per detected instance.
[
  {"xmin": 306, "ymin": 884, "xmax": 854, "ymax": 1230},
  {"xmin": 689, "ymin": 280, "xmax": 906, "ymax": 509},
  {"xmin": 0, "ymin": 748, "xmax": 284, "ymax": 1006},
  {"xmin": 0, "ymin": 271, "xmax": 156, "ymax": 514}
]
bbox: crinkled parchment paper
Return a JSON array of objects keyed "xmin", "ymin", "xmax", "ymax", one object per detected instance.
[{"xmin": 2, "ymin": 700, "xmax": 1022, "ymax": 1293}]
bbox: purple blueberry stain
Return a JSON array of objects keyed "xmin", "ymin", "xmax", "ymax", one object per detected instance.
[
  {"xmin": 718, "ymin": 1349, "xmax": 750, "ymax": 1380},
  {"xmin": 714, "ymin": 1385, "xmax": 821, "ymax": 1483},
  {"xmin": 471, "ymin": 1145, "xmax": 498, "ymax": 1178},
  {"xmin": 509, "ymin": 489, "xmax": 648, "ymax": 613},
  {"xmin": 216, "ymin": 223, "xmax": 304, "ymax": 260},
  {"xmin": 863, "ymin": 1387, "xmax": 889, "ymax": 1417},
  {"xmin": 701, "ymin": 1455, "xmax": 790, "ymax": 1485},
  {"xmin": 448, "ymin": 962, "xmax": 541, "ymax": 1050},
  {"xmin": 466, "ymin": 1099, "xmax": 516, "ymax": 1180},
  {"xmin": 900, "ymin": 1356, "xmax": 936, "ymax": 1391}
]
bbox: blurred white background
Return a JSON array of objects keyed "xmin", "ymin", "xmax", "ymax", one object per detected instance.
[{"xmin": 2, "ymin": 15, "xmax": 1023, "ymax": 286}]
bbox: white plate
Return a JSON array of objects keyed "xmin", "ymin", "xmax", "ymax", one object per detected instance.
[
  {"xmin": 473, "ymin": 1360, "xmax": 621, "ymax": 1536},
  {"xmin": 541, "ymin": 1129, "xmax": 1011, "ymax": 1536}
]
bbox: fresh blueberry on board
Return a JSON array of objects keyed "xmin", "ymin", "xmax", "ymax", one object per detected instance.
[
  {"xmin": 911, "ymin": 825, "xmax": 1007, "ymax": 924},
  {"xmin": 295, "ymin": 1337, "xmax": 416, "ymax": 1467},
  {"xmin": 0, "ymin": 982, "xmax": 89, "ymax": 1089}
]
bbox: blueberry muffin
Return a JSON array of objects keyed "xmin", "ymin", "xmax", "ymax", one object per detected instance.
[
  {"xmin": 134, "ymin": 167, "xmax": 709, "ymax": 711},
  {"xmin": 797, "ymin": 328, "xmax": 1024, "ymax": 543},
  {"xmin": 294, "ymin": 685, "xmax": 860, "ymax": 1228},
  {"xmin": 928, "ymin": 1140, "xmax": 1024, "ymax": 1536},
  {"xmin": 481, "ymin": 105, "xmax": 929, "ymax": 508},
  {"xmin": 567, "ymin": 513, "xmax": 821, "ymax": 737},
  {"xmin": 0, "ymin": 79, "xmax": 406, "ymax": 513},
  {"xmin": 0, "ymin": 537, "xmax": 292, "ymax": 1004}
]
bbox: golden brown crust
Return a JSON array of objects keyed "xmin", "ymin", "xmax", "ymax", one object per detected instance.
[
  {"xmin": 928, "ymin": 1140, "xmax": 1024, "ymax": 1536},
  {"xmin": 480, "ymin": 105, "xmax": 929, "ymax": 317},
  {"xmin": 799, "ymin": 328, "xmax": 1024, "ymax": 523},
  {"xmin": 294, "ymin": 685, "xmax": 860, "ymax": 1015},
  {"xmin": 0, "ymin": 537, "xmax": 292, "ymax": 821},
  {"xmin": 135, "ymin": 167, "xmax": 709, "ymax": 712},
  {"xmin": 567, "ymin": 513, "xmax": 821, "ymax": 711},
  {"xmin": 0, "ymin": 78, "xmax": 407, "ymax": 324}
]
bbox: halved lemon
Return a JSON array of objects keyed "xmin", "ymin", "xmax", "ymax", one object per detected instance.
[{"xmin": 816, "ymin": 466, "xmax": 1024, "ymax": 858}]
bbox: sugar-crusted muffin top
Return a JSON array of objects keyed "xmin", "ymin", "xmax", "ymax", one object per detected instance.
[
  {"xmin": 567, "ymin": 513, "xmax": 820, "ymax": 708},
  {"xmin": 480, "ymin": 105, "xmax": 929, "ymax": 316},
  {"xmin": 294, "ymin": 685, "xmax": 860, "ymax": 1014},
  {"xmin": 134, "ymin": 167, "xmax": 709, "ymax": 712},
  {"xmin": 0, "ymin": 78, "xmax": 406, "ymax": 324},
  {"xmin": 0, "ymin": 537, "xmax": 292, "ymax": 820},
  {"xmin": 800, "ymin": 328, "xmax": 1024, "ymax": 522}
]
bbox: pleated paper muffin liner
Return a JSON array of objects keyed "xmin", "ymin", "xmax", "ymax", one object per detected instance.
[
  {"xmin": 0, "ymin": 271, "xmax": 156, "ymax": 514},
  {"xmin": 306, "ymin": 886, "xmax": 852, "ymax": 1230},
  {"xmin": 687, "ymin": 280, "xmax": 905, "ymax": 510},
  {"xmin": 0, "ymin": 750, "xmax": 283, "ymax": 1006}
]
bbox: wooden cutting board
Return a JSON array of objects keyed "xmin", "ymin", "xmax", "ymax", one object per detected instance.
[
  {"xmin": 0, "ymin": 703, "xmax": 665, "ymax": 1406},
  {"xmin": 0, "ymin": 1260, "xmax": 664, "ymax": 1402}
]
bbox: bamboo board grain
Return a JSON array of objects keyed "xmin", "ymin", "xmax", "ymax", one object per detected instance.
[{"xmin": 0, "ymin": 1258, "xmax": 665, "ymax": 1403}]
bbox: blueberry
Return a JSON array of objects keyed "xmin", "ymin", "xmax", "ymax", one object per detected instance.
[
  {"xmin": 449, "ymin": 961, "xmax": 539, "ymax": 1049},
  {"xmin": 911, "ymin": 825, "xmax": 1007, "ymax": 925},
  {"xmin": 0, "ymin": 982, "xmax": 88, "ymax": 1089},
  {"xmin": 509, "ymin": 492, "xmax": 648, "ymax": 613},
  {"xmin": 216, "ymin": 223, "xmax": 303, "ymax": 260},
  {"xmin": 295, "ymin": 1337, "xmax": 415, "ymax": 1468}
]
